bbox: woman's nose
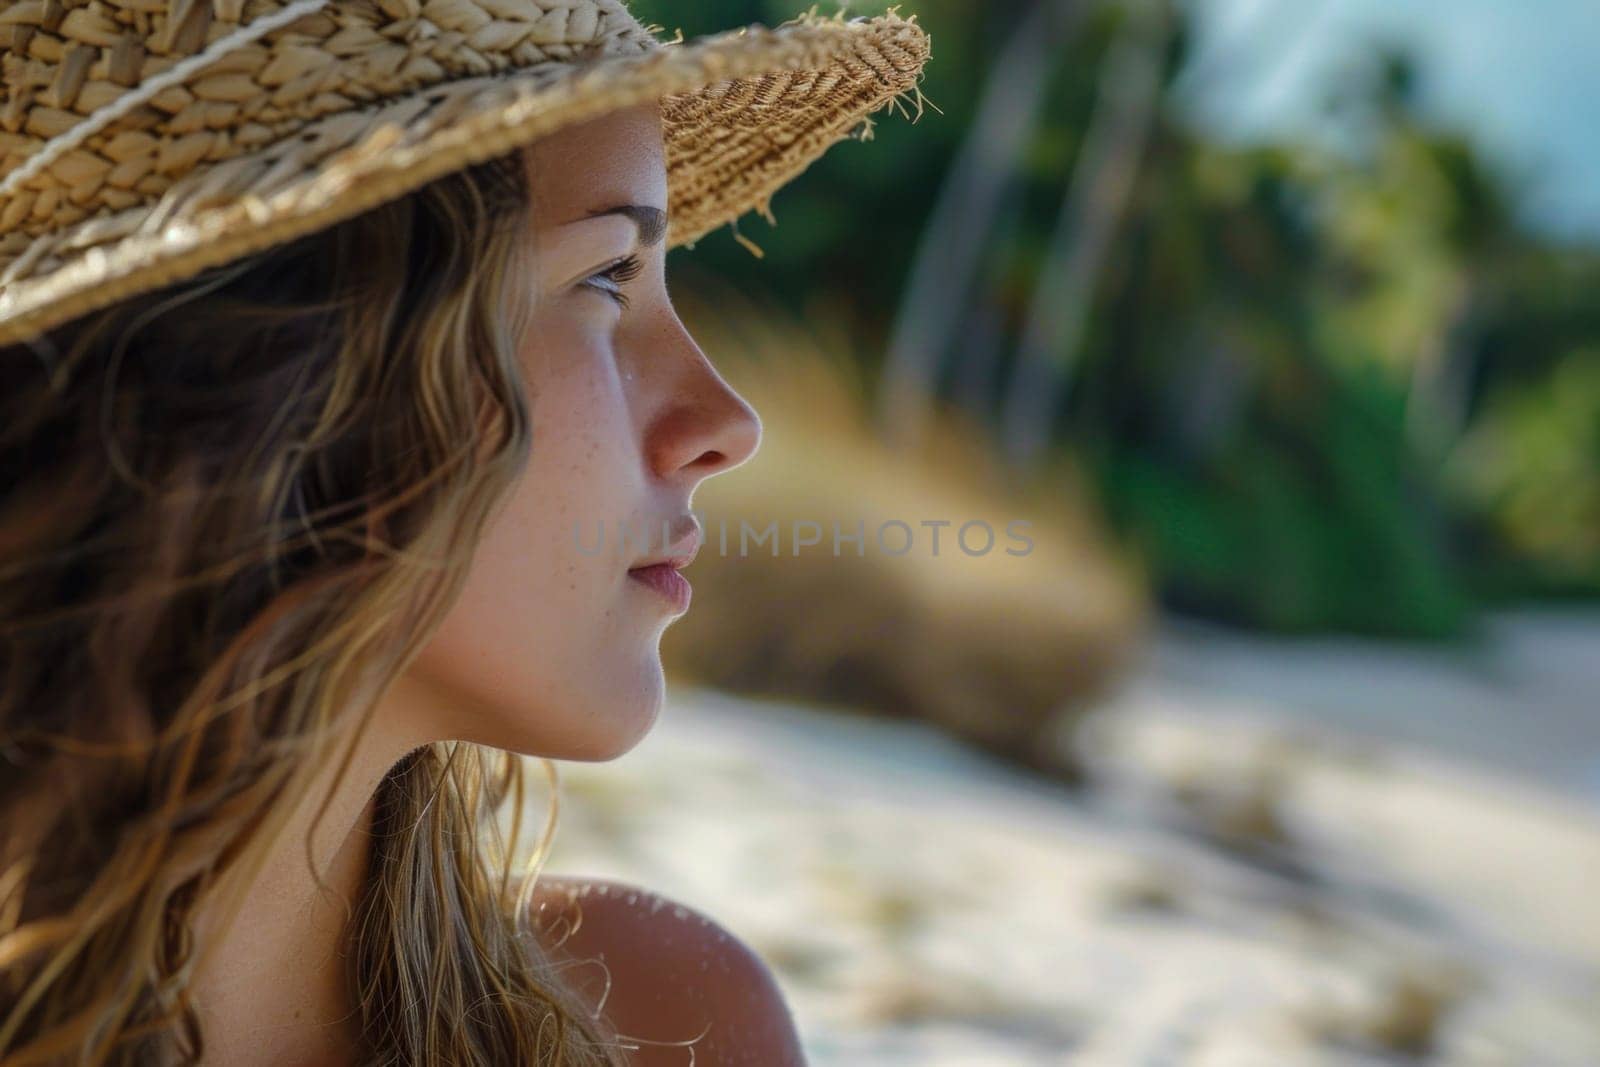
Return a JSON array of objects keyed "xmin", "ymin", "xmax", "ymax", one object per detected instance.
[{"xmin": 641, "ymin": 325, "xmax": 762, "ymax": 487}]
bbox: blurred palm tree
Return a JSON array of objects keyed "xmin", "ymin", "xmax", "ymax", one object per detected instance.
[
  {"xmin": 998, "ymin": 0, "xmax": 1172, "ymax": 467},
  {"xmin": 641, "ymin": 0, "xmax": 1600, "ymax": 630},
  {"xmin": 877, "ymin": 0, "xmax": 1083, "ymax": 451}
]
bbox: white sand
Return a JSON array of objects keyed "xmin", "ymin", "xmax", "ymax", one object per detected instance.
[{"xmin": 539, "ymin": 615, "xmax": 1600, "ymax": 1065}]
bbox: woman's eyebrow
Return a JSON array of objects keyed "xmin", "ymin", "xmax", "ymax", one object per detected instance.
[{"xmin": 584, "ymin": 204, "xmax": 668, "ymax": 247}]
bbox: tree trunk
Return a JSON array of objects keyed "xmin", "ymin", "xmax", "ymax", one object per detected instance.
[
  {"xmin": 877, "ymin": 0, "xmax": 1084, "ymax": 449},
  {"xmin": 999, "ymin": 0, "xmax": 1170, "ymax": 468}
]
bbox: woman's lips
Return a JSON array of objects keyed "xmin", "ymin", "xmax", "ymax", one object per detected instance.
[{"xmin": 627, "ymin": 562, "xmax": 692, "ymax": 614}]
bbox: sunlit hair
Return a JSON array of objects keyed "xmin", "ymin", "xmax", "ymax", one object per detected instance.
[{"xmin": 0, "ymin": 153, "xmax": 627, "ymax": 1065}]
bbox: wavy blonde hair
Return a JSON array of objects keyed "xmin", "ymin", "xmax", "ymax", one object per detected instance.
[{"xmin": 0, "ymin": 151, "xmax": 626, "ymax": 1065}]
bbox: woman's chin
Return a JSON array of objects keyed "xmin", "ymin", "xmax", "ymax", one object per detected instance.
[
  {"xmin": 388, "ymin": 649, "xmax": 665, "ymax": 762},
  {"xmin": 549, "ymin": 704, "xmax": 660, "ymax": 762},
  {"xmin": 527, "ymin": 670, "xmax": 664, "ymax": 763}
]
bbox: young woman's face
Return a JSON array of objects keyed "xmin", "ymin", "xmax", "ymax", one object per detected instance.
[{"xmin": 393, "ymin": 104, "xmax": 760, "ymax": 761}]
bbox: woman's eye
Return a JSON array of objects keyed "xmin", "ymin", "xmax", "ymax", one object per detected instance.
[{"xmin": 580, "ymin": 254, "xmax": 643, "ymax": 309}]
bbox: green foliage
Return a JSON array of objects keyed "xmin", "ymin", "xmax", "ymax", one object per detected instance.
[
  {"xmin": 1096, "ymin": 364, "xmax": 1469, "ymax": 637},
  {"xmin": 1448, "ymin": 352, "xmax": 1600, "ymax": 595},
  {"xmin": 634, "ymin": 0, "xmax": 1599, "ymax": 635}
]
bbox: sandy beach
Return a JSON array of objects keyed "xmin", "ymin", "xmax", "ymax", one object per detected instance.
[{"xmin": 538, "ymin": 611, "xmax": 1600, "ymax": 1065}]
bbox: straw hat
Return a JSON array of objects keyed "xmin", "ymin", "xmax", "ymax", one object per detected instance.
[{"xmin": 0, "ymin": 0, "xmax": 929, "ymax": 346}]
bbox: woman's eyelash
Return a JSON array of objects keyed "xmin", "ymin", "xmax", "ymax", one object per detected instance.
[{"xmin": 583, "ymin": 254, "xmax": 643, "ymax": 308}]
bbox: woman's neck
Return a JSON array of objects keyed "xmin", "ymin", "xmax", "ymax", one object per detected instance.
[{"xmin": 187, "ymin": 727, "xmax": 402, "ymax": 1064}]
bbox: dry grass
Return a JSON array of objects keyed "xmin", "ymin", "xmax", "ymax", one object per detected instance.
[{"xmin": 663, "ymin": 285, "xmax": 1148, "ymax": 780}]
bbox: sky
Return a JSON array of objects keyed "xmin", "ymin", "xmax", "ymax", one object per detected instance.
[{"xmin": 1174, "ymin": 0, "xmax": 1600, "ymax": 242}]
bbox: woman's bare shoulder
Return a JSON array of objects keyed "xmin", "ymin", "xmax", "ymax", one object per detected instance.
[{"xmin": 529, "ymin": 874, "xmax": 807, "ymax": 1066}]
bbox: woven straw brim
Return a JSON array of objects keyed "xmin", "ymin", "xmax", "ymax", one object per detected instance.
[{"xmin": 0, "ymin": 13, "xmax": 928, "ymax": 347}]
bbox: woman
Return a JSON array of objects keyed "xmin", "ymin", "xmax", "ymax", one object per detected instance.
[{"xmin": 0, "ymin": 1, "xmax": 928, "ymax": 1063}]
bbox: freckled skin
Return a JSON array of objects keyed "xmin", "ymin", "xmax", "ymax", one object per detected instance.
[
  {"xmin": 392, "ymin": 103, "xmax": 761, "ymax": 764},
  {"xmin": 531, "ymin": 876, "xmax": 807, "ymax": 1066}
]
